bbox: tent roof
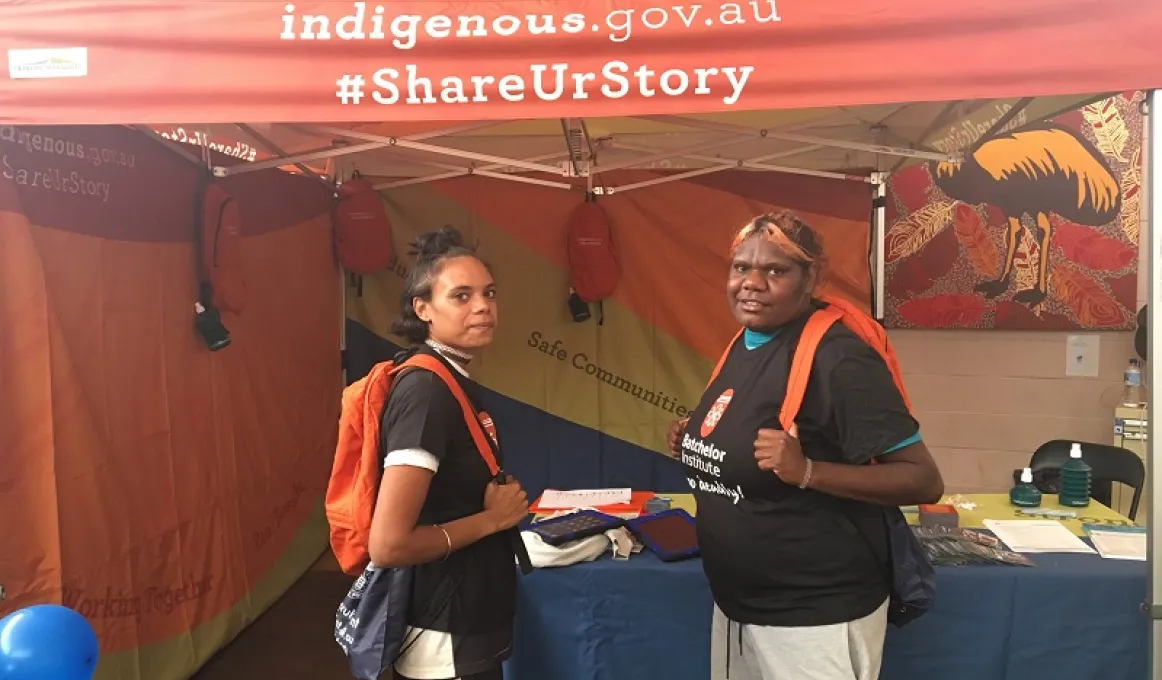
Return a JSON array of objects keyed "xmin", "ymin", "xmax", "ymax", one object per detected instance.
[
  {"xmin": 151, "ymin": 92, "xmax": 1111, "ymax": 193},
  {"xmin": 1, "ymin": 1, "xmax": 1160, "ymax": 126}
]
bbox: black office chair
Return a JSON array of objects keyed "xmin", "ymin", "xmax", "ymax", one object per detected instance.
[{"xmin": 1011, "ymin": 439, "xmax": 1145, "ymax": 519}]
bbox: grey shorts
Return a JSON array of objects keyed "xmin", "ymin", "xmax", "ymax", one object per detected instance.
[{"xmin": 710, "ymin": 599, "xmax": 889, "ymax": 680}]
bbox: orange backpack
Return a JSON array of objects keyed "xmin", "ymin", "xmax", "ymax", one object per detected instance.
[
  {"xmin": 566, "ymin": 195, "xmax": 620, "ymax": 303},
  {"xmin": 333, "ymin": 175, "xmax": 394, "ymax": 276},
  {"xmin": 708, "ymin": 294, "xmax": 912, "ymax": 433},
  {"xmin": 197, "ymin": 179, "xmax": 246, "ymax": 315},
  {"xmin": 325, "ymin": 354, "xmax": 499, "ymax": 576}
]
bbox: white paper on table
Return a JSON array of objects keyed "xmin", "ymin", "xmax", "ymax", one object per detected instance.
[
  {"xmin": 538, "ymin": 488, "xmax": 632, "ymax": 510},
  {"xmin": 1088, "ymin": 530, "xmax": 1147, "ymax": 561},
  {"xmin": 982, "ymin": 519, "xmax": 1096, "ymax": 554}
]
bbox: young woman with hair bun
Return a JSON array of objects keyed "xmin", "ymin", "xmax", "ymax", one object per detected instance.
[{"xmin": 369, "ymin": 225, "xmax": 528, "ymax": 680}]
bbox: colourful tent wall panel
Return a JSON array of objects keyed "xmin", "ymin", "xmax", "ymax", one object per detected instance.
[
  {"xmin": 346, "ymin": 168, "xmax": 871, "ymax": 495},
  {"xmin": 0, "ymin": 125, "xmax": 341, "ymax": 680}
]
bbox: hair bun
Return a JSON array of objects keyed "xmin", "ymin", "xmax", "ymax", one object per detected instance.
[{"xmin": 411, "ymin": 225, "xmax": 467, "ymax": 261}]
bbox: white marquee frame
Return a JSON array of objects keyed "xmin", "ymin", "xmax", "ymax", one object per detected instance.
[
  {"xmin": 1146, "ymin": 89, "xmax": 1160, "ymax": 680},
  {"xmin": 140, "ymin": 89, "xmax": 1162, "ymax": 676},
  {"xmin": 207, "ymin": 109, "xmax": 967, "ymax": 320}
]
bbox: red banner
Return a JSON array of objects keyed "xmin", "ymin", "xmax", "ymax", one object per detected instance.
[{"xmin": 1, "ymin": 0, "xmax": 1160, "ymax": 125}]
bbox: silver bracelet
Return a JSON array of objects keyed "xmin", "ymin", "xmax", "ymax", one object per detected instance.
[
  {"xmin": 798, "ymin": 459, "xmax": 813, "ymax": 490},
  {"xmin": 437, "ymin": 524, "xmax": 452, "ymax": 561}
]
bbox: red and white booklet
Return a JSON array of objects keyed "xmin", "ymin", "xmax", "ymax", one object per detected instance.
[{"xmin": 530, "ymin": 488, "xmax": 655, "ymax": 518}]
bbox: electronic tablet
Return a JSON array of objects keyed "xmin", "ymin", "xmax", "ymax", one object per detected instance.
[
  {"xmin": 528, "ymin": 510, "xmax": 626, "ymax": 546},
  {"xmin": 627, "ymin": 508, "xmax": 699, "ymax": 562}
]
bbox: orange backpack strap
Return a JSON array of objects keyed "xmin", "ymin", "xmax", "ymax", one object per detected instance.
[
  {"xmin": 778, "ymin": 306, "xmax": 844, "ymax": 431},
  {"xmin": 397, "ymin": 354, "xmax": 533, "ymax": 575},
  {"xmin": 397, "ymin": 354, "xmax": 500, "ymax": 475},
  {"xmin": 706, "ymin": 329, "xmax": 744, "ymax": 388},
  {"xmin": 704, "ymin": 309, "xmax": 844, "ymax": 431},
  {"xmin": 798, "ymin": 296, "xmax": 915, "ymax": 465},
  {"xmin": 700, "ymin": 299, "xmax": 912, "ymax": 469},
  {"xmin": 818, "ymin": 294, "xmax": 913, "ymax": 412}
]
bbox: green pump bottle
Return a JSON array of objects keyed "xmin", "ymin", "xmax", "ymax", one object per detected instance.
[
  {"xmin": 1010, "ymin": 467, "xmax": 1042, "ymax": 507},
  {"xmin": 1059, "ymin": 443, "xmax": 1092, "ymax": 508}
]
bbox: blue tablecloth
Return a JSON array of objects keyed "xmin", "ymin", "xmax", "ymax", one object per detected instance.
[{"xmin": 504, "ymin": 549, "xmax": 1147, "ymax": 680}]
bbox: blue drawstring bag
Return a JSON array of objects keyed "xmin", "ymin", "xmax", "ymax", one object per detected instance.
[
  {"xmin": 880, "ymin": 506, "xmax": 936, "ymax": 627},
  {"xmin": 832, "ymin": 503, "xmax": 935, "ymax": 627},
  {"xmin": 335, "ymin": 564, "xmax": 415, "ymax": 680}
]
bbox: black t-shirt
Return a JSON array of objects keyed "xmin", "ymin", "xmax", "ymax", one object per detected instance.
[
  {"xmin": 680, "ymin": 308, "xmax": 919, "ymax": 627},
  {"xmin": 379, "ymin": 347, "xmax": 516, "ymax": 675}
]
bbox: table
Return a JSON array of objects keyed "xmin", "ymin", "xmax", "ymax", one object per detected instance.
[
  {"xmin": 904, "ymin": 493, "xmax": 1137, "ymax": 535},
  {"xmin": 506, "ymin": 494, "xmax": 1148, "ymax": 680}
]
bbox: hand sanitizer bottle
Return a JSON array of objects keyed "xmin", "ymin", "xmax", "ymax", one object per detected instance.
[{"xmin": 1009, "ymin": 467, "xmax": 1042, "ymax": 507}]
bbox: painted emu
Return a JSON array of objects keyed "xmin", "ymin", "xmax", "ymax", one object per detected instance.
[{"xmin": 929, "ymin": 122, "xmax": 1121, "ymax": 305}]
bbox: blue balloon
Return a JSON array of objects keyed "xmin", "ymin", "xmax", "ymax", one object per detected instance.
[{"xmin": 0, "ymin": 604, "xmax": 99, "ymax": 680}]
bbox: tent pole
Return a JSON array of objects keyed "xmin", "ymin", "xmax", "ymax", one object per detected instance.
[
  {"xmin": 871, "ymin": 172, "xmax": 888, "ymax": 321},
  {"xmin": 334, "ymin": 159, "xmax": 348, "ymax": 386},
  {"xmin": 598, "ymin": 158, "xmax": 872, "ymax": 196},
  {"xmin": 223, "ymin": 120, "xmax": 505, "ymax": 176},
  {"xmin": 371, "ymin": 151, "xmax": 573, "ymax": 190},
  {"xmin": 309, "ymin": 124, "xmax": 565, "ymax": 175},
  {"xmin": 1147, "ymin": 88, "xmax": 1162, "ymax": 680},
  {"xmin": 377, "ymin": 170, "xmax": 472, "ymax": 189},
  {"xmin": 608, "ymin": 140, "xmax": 824, "ymax": 172},
  {"xmin": 971, "ymin": 97, "xmax": 1034, "ymax": 148},
  {"xmin": 469, "ymin": 170, "xmax": 573, "ymax": 189},
  {"xmin": 889, "ymin": 100, "xmax": 962, "ymax": 174},
  {"xmin": 371, "ymin": 141, "xmax": 868, "ymax": 192},
  {"xmin": 594, "ymin": 136, "xmax": 757, "ymax": 173},
  {"xmin": 605, "ymin": 142, "xmax": 868, "ymax": 184},
  {"xmin": 229, "ymin": 139, "xmax": 396, "ymax": 174},
  {"xmin": 378, "ymin": 168, "xmax": 574, "ymax": 192},
  {"xmin": 636, "ymin": 114, "xmax": 958, "ymax": 163},
  {"xmin": 235, "ymin": 123, "xmax": 334, "ymax": 189},
  {"xmin": 632, "ymin": 110, "xmax": 859, "ymax": 136},
  {"xmin": 596, "ymin": 164, "xmax": 759, "ymax": 194},
  {"xmin": 761, "ymin": 129, "xmax": 953, "ymax": 163}
]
